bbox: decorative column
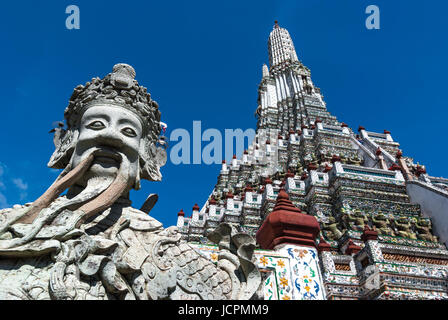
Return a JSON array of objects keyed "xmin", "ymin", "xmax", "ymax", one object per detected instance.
[
  {"xmin": 231, "ymin": 154, "xmax": 238, "ymax": 167},
  {"xmin": 256, "ymin": 189, "xmax": 326, "ymax": 300},
  {"xmin": 208, "ymin": 197, "xmax": 217, "ymax": 215},
  {"xmin": 191, "ymin": 203, "xmax": 200, "ymax": 221},
  {"xmin": 176, "ymin": 209, "xmax": 185, "ymax": 228},
  {"xmin": 264, "ymin": 178, "xmax": 274, "ymax": 198},
  {"xmin": 315, "ymin": 118, "xmax": 323, "ymax": 130},
  {"xmin": 289, "ymin": 129, "xmax": 296, "ymax": 142},
  {"xmin": 360, "ymin": 226, "xmax": 383, "ymax": 298},
  {"xmin": 225, "ymin": 191, "xmax": 234, "ymax": 211},
  {"xmin": 221, "ymin": 159, "xmax": 228, "ymax": 172},
  {"xmin": 242, "ymin": 150, "xmax": 249, "ymax": 164},
  {"xmin": 358, "ymin": 126, "xmax": 368, "ymax": 139},
  {"xmin": 376, "ymin": 147, "xmax": 388, "ymax": 170},
  {"xmin": 396, "ymin": 150, "xmax": 413, "ymax": 180},
  {"xmin": 341, "ymin": 122, "xmax": 350, "ymax": 134},
  {"xmin": 285, "ymin": 171, "xmax": 296, "ymax": 191}
]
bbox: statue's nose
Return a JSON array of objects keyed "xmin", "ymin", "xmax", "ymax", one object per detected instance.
[{"xmin": 96, "ymin": 127, "xmax": 124, "ymax": 148}]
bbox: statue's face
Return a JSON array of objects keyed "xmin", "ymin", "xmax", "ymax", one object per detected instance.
[{"xmin": 71, "ymin": 104, "xmax": 143, "ymax": 186}]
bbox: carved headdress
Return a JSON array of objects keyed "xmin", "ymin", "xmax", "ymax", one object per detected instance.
[{"xmin": 48, "ymin": 63, "xmax": 166, "ymax": 184}]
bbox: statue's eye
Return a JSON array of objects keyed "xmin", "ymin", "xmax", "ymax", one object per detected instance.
[
  {"xmin": 121, "ymin": 127, "xmax": 137, "ymax": 137},
  {"xmin": 87, "ymin": 121, "xmax": 105, "ymax": 130}
]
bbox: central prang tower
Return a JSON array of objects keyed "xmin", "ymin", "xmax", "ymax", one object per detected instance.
[
  {"xmin": 177, "ymin": 22, "xmax": 448, "ymax": 300},
  {"xmin": 259, "ymin": 21, "xmax": 330, "ymax": 134}
]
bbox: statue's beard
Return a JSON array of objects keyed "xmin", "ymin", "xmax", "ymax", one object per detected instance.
[
  {"xmin": 86, "ymin": 160, "xmax": 120, "ymax": 179},
  {"xmin": 65, "ymin": 148, "xmax": 139, "ymax": 224}
]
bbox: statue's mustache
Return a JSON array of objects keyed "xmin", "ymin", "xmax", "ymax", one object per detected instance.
[{"xmin": 0, "ymin": 148, "xmax": 133, "ymax": 249}]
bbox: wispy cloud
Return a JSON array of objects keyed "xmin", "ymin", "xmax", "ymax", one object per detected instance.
[
  {"xmin": 0, "ymin": 192, "xmax": 8, "ymax": 208},
  {"xmin": 12, "ymin": 178, "xmax": 28, "ymax": 201},
  {"xmin": 0, "ymin": 162, "xmax": 30, "ymax": 207},
  {"xmin": 12, "ymin": 178, "xmax": 28, "ymax": 191},
  {"xmin": 0, "ymin": 163, "xmax": 8, "ymax": 208}
]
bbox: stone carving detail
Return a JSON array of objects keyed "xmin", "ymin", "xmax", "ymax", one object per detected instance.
[
  {"xmin": 394, "ymin": 216, "xmax": 417, "ymax": 240},
  {"xmin": 342, "ymin": 208, "xmax": 368, "ymax": 232},
  {"xmin": 0, "ymin": 64, "xmax": 260, "ymax": 300},
  {"xmin": 322, "ymin": 217, "xmax": 345, "ymax": 240},
  {"xmin": 372, "ymin": 213, "xmax": 395, "ymax": 236},
  {"xmin": 415, "ymin": 218, "xmax": 438, "ymax": 242}
]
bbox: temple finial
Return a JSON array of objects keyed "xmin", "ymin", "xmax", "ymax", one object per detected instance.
[{"xmin": 262, "ymin": 64, "xmax": 269, "ymax": 78}]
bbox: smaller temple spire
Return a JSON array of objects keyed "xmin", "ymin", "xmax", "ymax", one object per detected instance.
[{"xmin": 262, "ymin": 64, "xmax": 269, "ymax": 78}]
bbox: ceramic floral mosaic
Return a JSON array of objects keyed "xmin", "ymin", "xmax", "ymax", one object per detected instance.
[
  {"xmin": 256, "ymin": 245, "xmax": 326, "ymax": 300},
  {"xmin": 190, "ymin": 243, "xmax": 326, "ymax": 300}
]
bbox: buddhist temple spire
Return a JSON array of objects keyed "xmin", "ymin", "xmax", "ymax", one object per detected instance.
[{"xmin": 268, "ymin": 21, "xmax": 299, "ymax": 68}]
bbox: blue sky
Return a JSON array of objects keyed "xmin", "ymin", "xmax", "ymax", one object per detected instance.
[{"xmin": 0, "ymin": 0, "xmax": 447, "ymax": 228}]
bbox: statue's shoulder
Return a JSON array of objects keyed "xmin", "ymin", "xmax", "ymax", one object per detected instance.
[
  {"xmin": 0, "ymin": 203, "xmax": 33, "ymax": 229},
  {"xmin": 122, "ymin": 206, "xmax": 164, "ymax": 232},
  {"xmin": 0, "ymin": 203, "xmax": 32, "ymax": 214}
]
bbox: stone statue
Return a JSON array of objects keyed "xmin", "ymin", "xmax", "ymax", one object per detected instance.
[
  {"xmin": 214, "ymin": 192, "xmax": 223, "ymax": 202},
  {"xmin": 372, "ymin": 213, "xmax": 395, "ymax": 236},
  {"xmin": 0, "ymin": 64, "xmax": 260, "ymax": 300},
  {"xmin": 275, "ymin": 171, "xmax": 286, "ymax": 181},
  {"xmin": 348, "ymin": 155, "xmax": 362, "ymax": 166},
  {"xmin": 319, "ymin": 151, "xmax": 330, "ymax": 162},
  {"xmin": 322, "ymin": 216, "xmax": 345, "ymax": 240},
  {"xmin": 394, "ymin": 216, "xmax": 417, "ymax": 240},
  {"xmin": 343, "ymin": 209, "xmax": 368, "ymax": 232},
  {"xmin": 306, "ymin": 153, "xmax": 318, "ymax": 168},
  {"xmin": 414, "ymin": 218, "xmax": 438, "ymax": 242},
  {"xmin": 295, "ymin": 162, "xmax": 304, "ymax": 175}
]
